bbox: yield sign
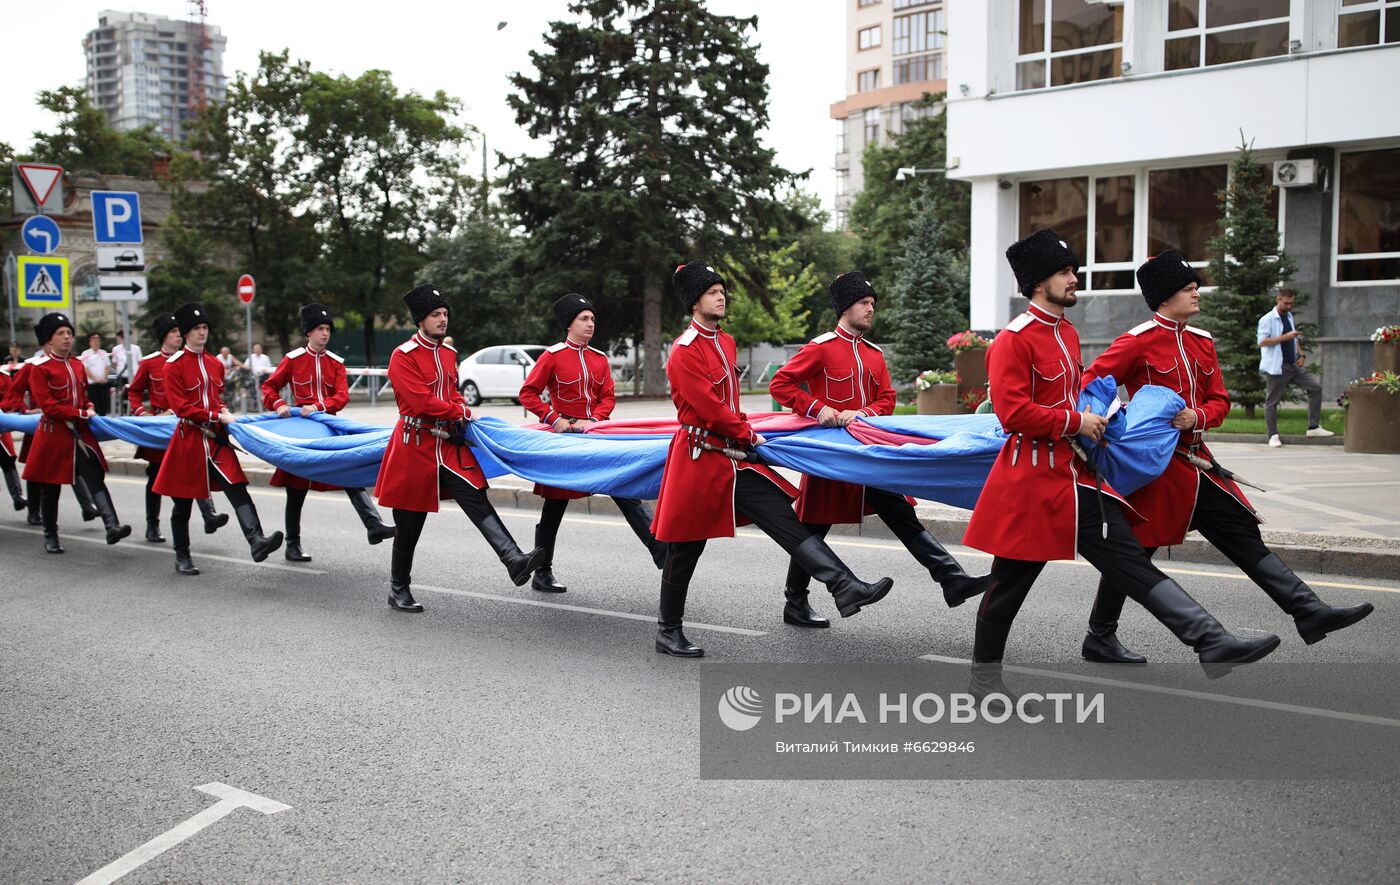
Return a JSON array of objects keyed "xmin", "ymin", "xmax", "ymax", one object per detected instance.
[{"xmin": 17, "ymin": 163, "xmax": 63, "ymax": 206}]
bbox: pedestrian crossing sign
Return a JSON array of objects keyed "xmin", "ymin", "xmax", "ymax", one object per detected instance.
[{"xmin": 17, "ymin": 255, "xmax": 70, "ymax": 309}]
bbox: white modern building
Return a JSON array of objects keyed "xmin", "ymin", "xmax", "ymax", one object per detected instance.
[
  {"xmin": 831, "ymin": 0, "xmax": 950, "ymax": 228},
  {"xmin": 83, "ymin": 9, "xmax": 227, "ymax": 143},
  {"xmin": 946, "ymin": 0, "xmax": 1400, "ymax": 395}
]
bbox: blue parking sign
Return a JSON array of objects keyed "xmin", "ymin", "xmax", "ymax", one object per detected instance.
[{"xmin": 91, "ymin": 190, "xmax": 144, "ymax": 244}]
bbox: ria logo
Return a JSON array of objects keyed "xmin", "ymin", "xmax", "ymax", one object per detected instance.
[{"xmin": 718, "ymin": 685, "xmax": 763, "ymax": 731}]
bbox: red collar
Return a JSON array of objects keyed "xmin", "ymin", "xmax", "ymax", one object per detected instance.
[
  {"xmin": 689, "ymin": 320, "xmax": 719, "ymax": 339},
  {"xmin": 834, "ymin": 325, "xmax": 863, "ymax": 344},
  {"xmin": 562, "ymin": 338, "xmax": 586, "ymax": 351},
  {"xmin": 413, "ymin": 333, "xmax": 439, "ymax": 350},
  {"xmin": 1152, "ymin": 312, "xmax": 1190, "ymax": 333},
  {"xmin": 1027, "ymin": 302, "xmax": 1064, "ymax": 325}
]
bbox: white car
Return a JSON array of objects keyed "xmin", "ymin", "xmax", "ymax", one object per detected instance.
[{"xmin": 457, "ymin": 344, "xmax": 548, "ymax": 406}]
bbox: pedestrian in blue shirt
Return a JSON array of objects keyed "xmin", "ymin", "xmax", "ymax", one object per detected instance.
[{"xmin": 1257, "ymin": 287, "xmax": 1332, "ymax": 447}]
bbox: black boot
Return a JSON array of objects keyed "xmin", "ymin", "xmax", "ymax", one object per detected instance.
[
  {"xmin": 656, "ymin": 578, "xmax": 702, "ymax": 657},
  {"xmin": 530, "ymin": 525, "xmax": 566, "ymax": 593},
  {"xmin": 283, "ymin": 488, "xmax": 311, "ymax": 561},
  {"xmin": 27, "ymin": 482, "xmax": 42, "ymax": 525},
  {"xmin": 73, "ymin": 476, "xmax": 99, "ymax": 521},
  {"xmin": 1134, "ymin": 578, "xmax": 1281, "ymax": 678},
  {"xmin": 1081, "ymin": 584, "xmax": 1146, "ymax": 664},
  {"xmin": 171, "ymin": 513, "xmax": 199, "ymax": 576},
  {"xmin": 92, "ymin": 488, "xmax": 132, "ymax": 544},
  {"xmin": 284, "ymin": 539, "xmax": 312, "ymax": 562},
  {"xmin": 902, "ymin": 530, "xmax": 991, "ymax": 608},
  {"xmin": 232, "ymin": 502, "xmax": 284, "ymax": 563},
  {"xmin": 40, "ymin": 485, "xmax": 62, "ymax": 554},
  {"xmin": 144, "ymin": 484, "xmax": 164, "ymax": 542},
  {"xmin": 472, "ymin": 513, "xmax": 547, "ymax": 586},
  {"xmin": 347, "ymin": 488, "xmax": 395, "ymax": 544},
  {"xmin": 388, "ymin": 540, "xmax": 424, "ymax": 613},
  {"xmin": 617, "ymin": 498, "xmax": 667, "ymax": 569},
  {"xmin": 791, "ymin": 535, "xmax": 894, "ymax": 618},
  {"xmin": 783, "ymin": 588, "xmax": 830, "ymax": 628},
  {"xmin": 197, "ymin": 497, "xmax": 228, "ymax": 534},
  {"xmin": 145, "ymin": 520, "xmax": 165, "ymax": 543},
  {"xmin": 1247, "ymin": 553, "xmax": 1374, "ymax": 645},
  {"xmin": 3, "ymin": 465, "xmax": 25, "ymax": 510},
  {"xmin": 969, "ymin": 618, "xmax": 1017, "ymax": 714}
]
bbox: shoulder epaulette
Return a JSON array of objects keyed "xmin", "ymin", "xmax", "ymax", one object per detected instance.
[
  {"xmin": 285, "ymin": 347, "xmax": 306, "ymax": 359},
  {"xmin": 547, "ymin": 341, "xmax": 568, "ymax": 353},
  {"xmin": 441, "ymin": 342, "xmax": 457, "ymax": 353},
  {"xmin": 811, "ymin": 331, "xmax": 837, "ymax": 344},
  {"xmin": 32, "ymin": 354, "xmax": 51, "ymax": 365},
  {"xmin": 676, "ymin": 328, "xmax": 698, "ymax": 347},
  {"xmin": 326, "ymin": 350, "xmax": 345, "ymax": 363},
  {"xmin": 1004, "ymin": 313, "xmax": 1035, "ymax": 333},
  {"xmin": 1127, "ymin": 320, "xmax": 1156, "ymax": 337},
  {"xmin": 165, "ymin": 350, "xmax": 185, "ymax": 363},
  {"xmin": 1185, "ymin": 325, "xmax": 1213, "ymax": 339},
  {"xmin": 587, "ymin": 345, "xmax": 607, "ymax": 357},
  {"xmin": 397, "ymin": 339, "xmax": 419, "ymax": 354},
  {"xmin": 859, "ymin": 338, "xmax": 883, "ymax": 353}
]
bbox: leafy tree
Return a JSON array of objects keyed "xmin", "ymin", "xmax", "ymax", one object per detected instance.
[
  {"xmin": 26, "ymin": 86, "xmax": 169, "ymax": 176},
  {"xmin": 848, "ymin": 93, "xmax": 969, "ymax": 292},
  {"xmin": 1201, "ymin": 140, "xmax": 1297, "ymax": 417},
  {"xmin": 143, "ymin": 210, "xmax": 241, "ymax": 349},
  {"xmin": 724, "ymin": 240, "xmax": 814, "ymax": 369},
  {"xmin": 885, "ymin": 199, "xmax": 968, "ymax": 386},
  {"xmin": 502, "ymin": 0, "xmax": 805, "ymax": 395}
]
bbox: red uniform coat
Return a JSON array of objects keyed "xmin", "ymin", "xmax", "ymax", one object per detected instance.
[
  {"xmin": 651, "ymin": 320, "xmax": 797, "ymax": 543},
  {"xmin": 21, "ymin": 353, "xmax": 107, "ymax": 485},
  {"xmin": 518, "ymin": 339, "xmax": 615, "ymax": 500},
  {"xmin": 2, "ymin": 358, "xmax": 39, "ymax": 463},
  {"xmin": 127, "ymin": 349, "xmax": 178, "ymax": 462},
  {"xmin": 0, "ymin": 366, "xmax": 17, "ymax": 458},
  {"xmin": 963, "ymin": 303, "xmax": 1139, "ymax": 562},
  {"xmin": 373, "ymin": 333, "xmax": 486, "ymax": 513},
  {"xmin": 260, "ymin": 346, "xmax": 350, "ymax": 491},
  {"xmin": 152, "ymin": 347, "xmax": 248, "ymax": 499},
  {"xmin": 769, "ymin": 325, "xmax": 913, "ymax": 524},
  {"xmin": 1083, "ymin": 313, "xmax": 1256, "ymax": 548}
]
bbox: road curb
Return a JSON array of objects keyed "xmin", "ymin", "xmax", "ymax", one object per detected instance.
[{"xmin": 106, "ymin": 457, "xmax": 1399, "ymax": 581}]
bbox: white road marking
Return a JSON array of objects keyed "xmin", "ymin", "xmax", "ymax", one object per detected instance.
[
  {"xmin": 919, "ymin": 654, "xmax": 1400, "ymax": 728},
  {"xmin": 413, "ymin": 583, "xmax": 767, "ymax": 636},
  {"xmin": 75, "ymin": 782, "xmax": 290, "ymax": 885},
  {"xmin": 0, "ymin": 524, "xmax": 325, "ymax": 575}
]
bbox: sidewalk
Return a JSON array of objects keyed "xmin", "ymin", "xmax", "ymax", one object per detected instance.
[{"xmin": 100, "ymin": 395, "xmax": 1400, "ymax": 579}]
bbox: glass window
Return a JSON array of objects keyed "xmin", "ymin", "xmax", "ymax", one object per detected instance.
[
  {"xmin": 1165, "ymin": 1, "xmax": 1291, "ymax": 71},
  {"xmin": 894, "ymin": 52, "xmax": 944, "ymax": 84},
  {"xmin": 1148, "ymin": 165, "xmax": 1227, "ymax": 262},
  {"xmin": 1336, "ymin": 147, "xmax": 1400, "ymax": 282},
  {"xmin": 836, "ymin": 126, "xmax": 847, "ymax": 154},
  {"xmin": 893, "ymin": 9, "xmax": 945, "ymax": 55},
  {"xmin": 858, "ymin": 25, "xmax": 882, "ymax": 50},
  {"xmin": 1338, "ymin": 2, "xmax": 1400, "ymax": 48},
  {"xmin": 863, "ymin": 107, "xmax": 881, "ymax": 145},
  {"xmin": 1095, "ymin": 176, "xmax": 1135, "ymax": 264},
  {"xmin": 859, "ymin": 0, "xmax": 881, "ymax": 7},
  {"xmin": 857, "ymin": 68, "xmax": 881, "ymax": 92},
  {"xmin": 893, "ymin": 0, "xmax": 934, "ymax": 8},
  {"xmin": 1019, "ymin": 178, "xmax": 1089, "ymax": 274},
  {"xmin": 1017, "ymin": 0, "xmax": 1122, "ymax": 89},
  {"xmin": 836, "ymin": 171, "xmax": 849, "ymax": 196}
]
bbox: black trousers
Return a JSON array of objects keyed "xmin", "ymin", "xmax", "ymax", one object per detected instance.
[
  {"xmin": 785, "ymin": 487, "xmax": 923, "ymax": 591},
  {"xmin": 38, "ymin": 446, "xmax": 111, "ymax": 530},
  {"xmin": 1089, "ymin": 476, "xmax": 1268, "ymax": 626},
  {"xmin": 170, "ymin": 463, "xmax": 254, "ymax": 523},
  {"xmin": 664, "ymin": 469, "xmax": 809, "ymax": 588},
  {"xmin": 391, "ymin": 467, "xmax": 500, "ymax": 568},
  {"xmin": 976, "ymin": 486, "xmax": 1173, "ymax": 662}
]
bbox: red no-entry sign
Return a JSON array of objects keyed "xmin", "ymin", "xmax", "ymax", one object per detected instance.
[{"xmin": 237, "ymin": 274, "xmax": 256, "ymax": 304}]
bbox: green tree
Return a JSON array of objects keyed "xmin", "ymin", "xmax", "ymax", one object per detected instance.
[
  {"xmin": 26, "ymin": 86, "xmax": 169, "ymax": 175},
  {"xmin": 1201, "ymin": 140, "xmax": 1297, "ymax": 417},
  {"xmin": 724, "ymin": 241, "xmax": 815, "ymax": 370},
  {"xmin": 848, "ymin": 93, "xmax": 969, "ymax": 292},
  {"xmin": 885, "ymin": 200, "xmax": 969, "ymax": 386},
  {"xmin": 144, "ymin": 210, "xmax": 241, "ymax": 349},
  {"xmin": 502, "ymin": 0, "xmax": 805, "ymax": 395}
]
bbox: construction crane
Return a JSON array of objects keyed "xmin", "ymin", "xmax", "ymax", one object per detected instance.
[{"xmin": 186, "ymin": 0, "xmax": 212, "ymax": 117}]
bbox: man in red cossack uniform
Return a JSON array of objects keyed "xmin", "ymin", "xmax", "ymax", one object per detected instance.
[
  {"xmin": 4, "ymin": 341, "xmax": 101, "ymax": 527},
  {"xmin": 649, "ymin": 261, "xmax": 894, "ymax": 658},
  {"xmin": 1077, "ymin": 251, "xmax": 1372, "ymax": 663},
  {"xmin": 373, "ymin": 284, "xmax": 545, "ymax": 613},
  {"xmin": 0, "ymin": 357, "xmax": 27, "ymax": 512},
  {"xmin": 961, "ymin": 229, "xmax": 1279, "ymax": 697},
  {"xmin": 21, "ymin": 312, "xmax": 131, "ymax": 552},
  {"xmin": 152, "ymin": 303, "xmax": 283, "ymax": 575},
  {"xmin": 127, "ymin": 312, "xmax": 228, "ymax": 543},
  {"xmin": 260, "ymin": 303, "xmax": 395, "ymax": 563},
  {"xmin": 517, "ymin": 293, "xmax": 667, "ymax": 593},
  {"xmin": 769, "ymin": 271, "xmax": 988, "ymax": 628}
]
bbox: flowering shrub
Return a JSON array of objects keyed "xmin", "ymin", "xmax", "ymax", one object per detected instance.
[
  {"xmin": 961, "ymin": 388, "xmax": 988, "ymax": 411},
  {"xmin": 1371, "ymin": 325, "xmax": 1400, "ymax": 344},
  {"xmin": 914, "ymin": 369, "xmax": 958, "ymax": 391},
  {"xmin": 946, "ymin": 330, "xmax": 990, "ymax": 353},
  {"xmin": 1337, "ymin": 370, "xmax": 1400, "ymax": 408}
]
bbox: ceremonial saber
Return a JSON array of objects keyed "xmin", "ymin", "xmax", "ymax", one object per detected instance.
[
  {"xmin": 1068, "ymin": 437, "xmax": 1111, "ymax": 539},
  {"xmin": 425, "ymin": 425, "xmax": 477, "ymax": 448},
  {"xmin": 1181, "ymin": 450, "xmax": 1269, "ymax": 494},
  {"xmin": 699, "ymin": 439, "xmax": 764, "ymax": 464}
]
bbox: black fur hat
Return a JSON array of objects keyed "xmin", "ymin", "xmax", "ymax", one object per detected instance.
[
  {"xmin": 403, "ymin": 284, "xmax": 450, "ymax": 325},
  {"xmin": 672, "ymin": 261, "xmax": 725, "ymax": 313},
  {"xmin": 1136, "ymin": 250, "xmax": 1201, "ymax": 311},
  {"xmin": 830, "ymin": 271, "xmax": 878, "ymax": 316},
  {"xmin": 553, "ymin": 293, "xmax": 595, "ymax": 330},
  {"xmin": 301, "ymin": 303, "xmax": 334, "ymax": 334},
  {"xmin": 151, "ymin": 313, "xmax": 179, "ymax": 342},
  {"xmin": 174, "ymin": 302, "xmax": 210, "ymax": 336},
  {"xmin": 1006, "ymin": 228, "xmax": 1080, "ymax": 296},
  {"xmin": 34, "ymin": 312, "xmax": 74, "ymax": 345}
]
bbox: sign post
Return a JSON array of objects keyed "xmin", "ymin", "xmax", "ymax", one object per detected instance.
[
  {"xmin": 237, "ymin": 274, "xmax": 256, "ymax": 412},
  {"xmin": 4, "ymin": 253, "xmax": 15, "ymax": 351}
]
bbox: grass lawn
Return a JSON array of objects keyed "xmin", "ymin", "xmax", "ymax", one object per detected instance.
[{"xmin": 887, "ymin": 404, "xmax": 1345, "ymax": 435}]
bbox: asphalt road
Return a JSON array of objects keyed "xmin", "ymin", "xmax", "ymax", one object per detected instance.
[{"xmin": 2, "ymin": 475, "xmax": 1398, "ymax": 883}]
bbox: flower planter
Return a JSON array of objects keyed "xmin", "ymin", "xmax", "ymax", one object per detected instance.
[
  {"xmin": 917, "ymin": 384, "xmax": 960, "ymax": 415},
  {"xmin": 1375, "ymin": 341, "xmax": 1400, "ymax": 375},
  {"xmin": 954, "ymin": 349, "xmax": 989, "ymax": 411},
  {"xmin": 1344, "ymin": 385, "xmax": 1400, "ymax": 454}
]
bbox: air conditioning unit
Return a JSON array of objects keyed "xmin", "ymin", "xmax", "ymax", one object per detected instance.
[{"xmin": 1273, "ymin": 159, "xmax": 1318, "ymax": 188}]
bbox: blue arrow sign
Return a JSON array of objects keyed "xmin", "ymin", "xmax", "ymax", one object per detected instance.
[
  {"xmin": 91, "ymin": 190, "xmax": 143, "ymax": 244},
  {"xmin": 21, "ymin": 215, "xmax": 62, "ymax": 255}
]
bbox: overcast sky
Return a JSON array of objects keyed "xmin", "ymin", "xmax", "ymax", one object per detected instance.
[{"xmin": 4, "ymin": 1, "xmax": 844, "ymax": 219}]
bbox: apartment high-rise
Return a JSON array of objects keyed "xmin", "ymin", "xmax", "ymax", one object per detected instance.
[
  {"xmin": 83, "ymin": 9, "xmax": 227, "ymax": 143},
  {"xmin": 830, "ymin": 0, "xmax": 949, "ymax": 228}
]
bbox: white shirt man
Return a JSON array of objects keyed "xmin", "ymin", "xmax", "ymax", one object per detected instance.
[
  {"xmin": 111, "ymin": 334, "xmax": 144, "ymax": 379},
  {"xmin": 79, "ymin": 335, "xmax": 114, "ymax": 416},
  {"xmin": 247, "ymin": 345, "xmax": 273, "ymax": 379},
  {"xmin": 1256, "ymin": 287, "xmax": 1332, "ymax": 446}
]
